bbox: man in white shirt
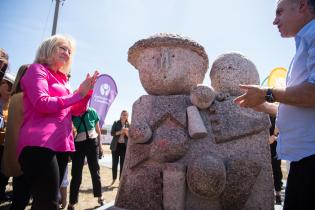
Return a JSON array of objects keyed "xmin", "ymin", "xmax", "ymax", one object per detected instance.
[{"xmin": 234, "ymin": 0, "xmax": 315, "ymax": 209}]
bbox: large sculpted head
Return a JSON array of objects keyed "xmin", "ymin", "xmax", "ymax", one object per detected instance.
[
  {"xmin": 210, "ymin": 52, "xmax": 260, "ymax": 96},
  {"xmin": 128, "ymin": 33, "xmax": 209, "ymax": 95}
]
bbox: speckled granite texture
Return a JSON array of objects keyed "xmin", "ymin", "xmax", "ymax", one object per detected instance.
[
  {"xmin": 210, "ymin": 52, "xmax": 260, "ymax": 96},
  {"xmin": 114, "ymin": 35, "xmax": 274, "ymax": 210}
]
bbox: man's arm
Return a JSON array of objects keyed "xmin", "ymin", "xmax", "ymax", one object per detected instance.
[
  {"xmin": 234, "ymin": 82, "xmax": 315, "ymax": 109},
  {"xmin": 95, "ymin": 121, "xmax": 103, "ymax": 156},
  {"xmin": 273, "ymin": 82, "xmax": 315, "ymax": 107}
]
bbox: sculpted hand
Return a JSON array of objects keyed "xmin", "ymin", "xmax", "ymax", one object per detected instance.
[
  {"xmin": 233, "ymin": 85, "xmax": 266, "ymax": 108},
  {"xmin": 78, "ymin": 71, "xmax": 99, "ymax": 97}
]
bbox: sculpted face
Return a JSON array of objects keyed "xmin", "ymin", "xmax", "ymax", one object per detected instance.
[
  {"xmin": 136, "ymin": 47, "xmax": 205, "ymax": 95},
  {"xmin": 210, "ymin": 53, "xmax": 260, "ymax": 96}
]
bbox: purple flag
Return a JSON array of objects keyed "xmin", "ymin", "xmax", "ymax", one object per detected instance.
[{"xmin": 89, "ymin": 74, "xmax": 118, "ymax": 128}]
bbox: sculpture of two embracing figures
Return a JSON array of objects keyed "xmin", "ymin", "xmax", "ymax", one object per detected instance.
[{"xmin": 112, "ymin": 33, "xmax": 274, "ymax": 210}]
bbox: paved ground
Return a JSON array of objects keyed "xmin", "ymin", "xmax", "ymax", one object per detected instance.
[
  {"xmin": 0, "ymin": 146, "xmax": 289, "ymax": 210},
  {"xmin": 274, "ymin": 180, "xmax": 286, "ymax": 210},
  {"xmin": 99, "ymin": 154, "xmax": 113, "ymax": 168}
]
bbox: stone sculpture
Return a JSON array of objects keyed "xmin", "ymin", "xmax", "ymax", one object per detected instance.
[{"xmin": 113, "ymin": 34, "xmax": 274, "ymax": 210}]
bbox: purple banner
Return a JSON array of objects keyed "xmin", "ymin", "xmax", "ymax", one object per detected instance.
[{"xmin": 89, "ymin": 74, "xmax": 118, "ymax": 128}]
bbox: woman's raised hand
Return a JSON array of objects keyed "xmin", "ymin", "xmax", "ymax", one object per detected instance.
[{"xmin": 78, "ymin": 71, "xmax": 100, "ymax": 97}]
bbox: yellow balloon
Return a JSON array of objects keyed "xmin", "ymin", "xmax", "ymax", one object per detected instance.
[{"xmin": 268, "ymin": 67, "xmax": 288, "ymax": 88}]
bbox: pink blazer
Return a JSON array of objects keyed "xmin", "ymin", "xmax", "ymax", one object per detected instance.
[{"xmin": 17, "ymin": 64, "xmax": 91, "ymax": 157}]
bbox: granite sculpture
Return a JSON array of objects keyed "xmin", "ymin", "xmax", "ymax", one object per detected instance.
[{"xmin": 113, "ymin": 34, "xmax": 274, "ymax": 210}]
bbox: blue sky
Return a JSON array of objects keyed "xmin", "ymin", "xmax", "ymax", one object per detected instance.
[{"xmin": 1, "ymin": 0, "xmax": 295, "ymax": 125}]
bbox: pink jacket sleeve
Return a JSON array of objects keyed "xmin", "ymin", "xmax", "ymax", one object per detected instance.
[
  {"xmin": 71, "ymin": 90, "xmax": 93, "ymax": 116},
  {"xmin": 21, "ymin": 64, "xmax": 84, "ymax": 113}
]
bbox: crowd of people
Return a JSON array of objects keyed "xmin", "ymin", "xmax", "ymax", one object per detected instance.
[
  {"xmin": 0, "ymin": 0, "xmax": 315, "ymax": 209},
  {"xmin": 0, "ymin": 35, "xmax": 129, "ymax": 210},
  {"xmin": 0, "ymin": 45, "xmax": 130, "ymax": 210}
]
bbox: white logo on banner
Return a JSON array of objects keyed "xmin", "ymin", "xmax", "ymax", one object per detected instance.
[{"xmin": 100, "ymin": 83, "xmax": 110, "ymax": 96}]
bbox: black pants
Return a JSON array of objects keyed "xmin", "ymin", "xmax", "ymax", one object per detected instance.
[
  {"xmin": 0, "ymin": 145, "xmax": 9, "ymax": 199},
  {"xmin": 69, "ymin": 138, "xmax": 102, "ymax": 205},
  {"xmin": 111, "ymin": 143, "xmax": 126, "ymax": 180},
  {"xmin": 19, "ymin": 146, "xmax": 69, "ymax": 210},
  {"xmin": 284, "ymin": 154, "xmax": 315, "ymax": 210},
  {"xmin": 9, "ymin": 175, "xmax": 31, "ymax": 210},
  {"xmin": 270, "ymin": 142, "xmax": 283, "ymax": 192}
]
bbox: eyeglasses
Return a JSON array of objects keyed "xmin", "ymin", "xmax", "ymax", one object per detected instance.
[{"xmin": 58, "ymin": 46, "xmax": 72, "ymax": 55}]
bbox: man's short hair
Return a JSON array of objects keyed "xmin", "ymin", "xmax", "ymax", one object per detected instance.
[
  {"xmin": 308, "ymin": 0, "xmax": 315, "ymax": 13},
  {"xmin": 285, "ymin": 0, "xmax": 315, "ymax": 13}
]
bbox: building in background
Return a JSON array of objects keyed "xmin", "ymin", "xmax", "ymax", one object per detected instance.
[{"xmin": 100, "ymin": 124, "xmax": 112, "ymax": 145}]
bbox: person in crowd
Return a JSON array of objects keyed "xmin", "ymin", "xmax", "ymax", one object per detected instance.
[
  {"xmin": 68, "ymin": 107, "xmax": 104, "ymax": 210},
  {"xmin": 0, "ymin": 48, "xmax": 9, "ymax": 82},
  {"xmin": 1, "ymin": 64, "xmax": 32, "ymax": 210},
  {"xmin": 269, "ymin": 116, "xmax": 283, "ymax": 205},
  {"xmin": 16, "ymin": 34, "xmax": 99, "ymax": 210},
  {"xmin": 110, "ymin": 110, "xmax": 129, "ymax": 185},
  {"xmin": 0, "ymin": 72, "xmax": 15, "ymax": 202},
  {"xmin": 234, "ymin": 0, "xmax": 315, "ymax": 209},
  {"xmin": 59, "ymin": 165, "xmax": 68, "ymax": 209}
]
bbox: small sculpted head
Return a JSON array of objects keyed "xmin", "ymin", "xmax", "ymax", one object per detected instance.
[{"xmin": 210, "ymin": 52, "xmax": 260, "ymax": 96}]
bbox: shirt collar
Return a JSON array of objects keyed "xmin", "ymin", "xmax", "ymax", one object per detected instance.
[
  {"xmin": 295, "ymin": 19, "xmax": 315, "ymax": 49},
  {"xmin": 42, "ymin": 64, "xmax": 68, "ymax": 82}
]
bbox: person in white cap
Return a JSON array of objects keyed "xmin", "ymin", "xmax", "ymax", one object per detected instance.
[
  {"xmin": 0, "ymin": 49, "xmax": 9, "ymax": 82},
  {"xmin": 0, "ymin": 71, "xmax": 15, "ymax": 202}
]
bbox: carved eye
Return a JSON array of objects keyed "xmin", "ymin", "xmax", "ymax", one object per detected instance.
[
  {"xmin": 172, "ymin": 55, "xmax": 175, "ymax": 58},
  {"xmin": 152, "ymin": 56, "xmax": 155, "ymax": 59}
]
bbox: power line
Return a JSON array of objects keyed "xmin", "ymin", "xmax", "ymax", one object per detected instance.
[{"xmin": 41, "ymin": 0, "xmax": 53, "ymax": 41}]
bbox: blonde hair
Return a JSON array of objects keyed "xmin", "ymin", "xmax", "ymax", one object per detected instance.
[
  {"xmin": 11, "ymin": 64, "xmax": 30, "ymax": 96},
  {"xmin": 34, "ymin": 34, "xmax": 75, "ymax": 74},
  {"xmin": 120, "ymin": 110, "xmax": 129, "ymax": 124}
]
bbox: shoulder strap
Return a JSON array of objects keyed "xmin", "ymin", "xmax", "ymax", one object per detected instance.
[
  {"xmin": 75, "ymin": 111, "xmax": 88, "ymax": 139},
  {"xmin": 82, "ymin": 115, "xmax": 89, "ymax": 139}
]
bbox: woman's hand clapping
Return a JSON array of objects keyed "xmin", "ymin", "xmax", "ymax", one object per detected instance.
[{"xmin": 78, "ymin": 71, "xmax": 99, "ymax": 97}]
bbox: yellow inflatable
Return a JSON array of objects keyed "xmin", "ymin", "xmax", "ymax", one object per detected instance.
[{"xmin": 267, "ymin": 67, "xmax": 288, "ymax": 88}]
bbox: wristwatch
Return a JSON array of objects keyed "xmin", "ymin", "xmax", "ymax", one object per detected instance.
[{"xmin": 265, "ymin": 88, "xmax": 275, "ymax": 103}]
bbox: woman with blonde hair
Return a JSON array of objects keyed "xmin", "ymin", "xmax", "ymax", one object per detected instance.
[
  {"xmin": 16, "ymin": 34, "xmax": 98, "ymax": 210},
  {"xmin": 110, "ymin": 110, "xmax": 129, "ymax": 185}
]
